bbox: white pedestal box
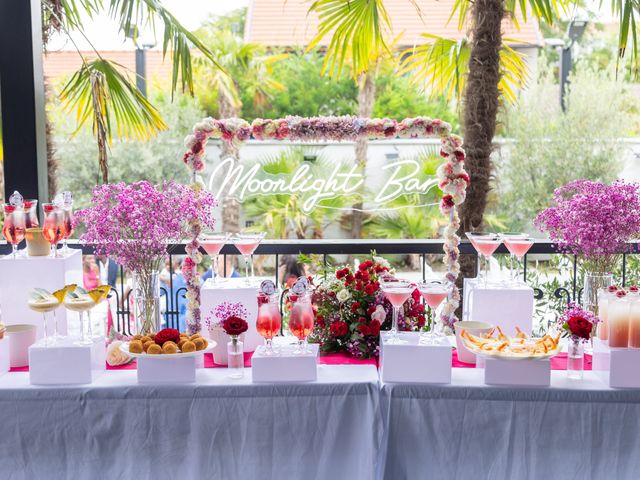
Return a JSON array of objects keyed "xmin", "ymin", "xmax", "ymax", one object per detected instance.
[
  {"xmin": 29, "ymin": 337, "xmax": 105, "ymax": 385},
  {"xmin": 593, "ymin": 338, "xmax": 640, "ymax": 388},
  {"xmin": 137, "ymin": 356, "xmax": 197, "ymax": 384},
  {"xmin": 0, "ymin": 249, "xmax": 83, "ymax": 339},
  {"xmin": 483, "ymin": 357, "xmax": 550, "ymax": 387},
  {"xmin": 463, "ymin": 278, "xmax": 534, "ymax": 336},
  {"xmin": 201, "ymin": 278, "xmax": 262, "ymax": 352},
  {"xmin": 252, "ymin": 344, "xmax": 319, "ymax": 383},
  {"xmin": 0, "ymin": 339, "xmax": 9, "ymax": 376},
  {"xmin": 380, "ymin": 332, "xmax": 452, "ymax": 384}
]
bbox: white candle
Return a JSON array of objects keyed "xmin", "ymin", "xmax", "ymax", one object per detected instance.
[{"xmin": 609, "ymin": 296, "xmax": 629, "ymax": 348}]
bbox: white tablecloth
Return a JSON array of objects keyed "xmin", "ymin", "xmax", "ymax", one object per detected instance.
[
  {"xmin": 0, "ymin": 365, "xmax": 380, "ymax": 480},
  {"xmin": 379, "ymin": 369, "xmax": 640, "ymax": 480}
]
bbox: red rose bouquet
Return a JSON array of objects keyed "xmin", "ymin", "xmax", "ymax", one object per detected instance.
[
  {"xmin": 310, "ymin": 254, "xmax": 425, "ymax": 359},
  {"xmin": 558, "ymin": 302, "xmax": 599, "ymax": 342}
]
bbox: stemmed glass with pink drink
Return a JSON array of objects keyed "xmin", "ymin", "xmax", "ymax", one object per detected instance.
[
  {"xmin": 2, "ymin": 203, "xmax": 26, "ymax": 258},
  {"xmin": 232, "ymin": 232, "xmax": 266, "ymax": 285},
  {"xmin": 380, "ymin": 279, "xmax": 414, "ymax": 344},
  {"xmin": 466, "ymin": 232, "xmax": 502, "ymax": 287},
  {"xmin": 42, "ymin": 203, "xmax": 65, "ymax": 258},
  {"xmin": 200, "ymin": 232, "xmax": 230, "ymax": 284},
  {"xmin": 500, "ymin": 233, "xmax": 535, "ymax": 286},
  {"xmin": 256, "ymin": 280, "xmax": 281, "ymax": 355},
  {"xmin": 417, "ymin": 280, "xmax": 449, "ymax": 344},
  {"xmin": 288, "ymin": 279, "xmax": 315, "ymax": 354}
]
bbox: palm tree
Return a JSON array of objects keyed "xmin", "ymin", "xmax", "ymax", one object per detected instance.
[
  {"xmin": 242, "ymin": 147, "xmax": 357, "ymax": 239},
  {"xmin": 41, "ymin": 0, "xmax": 221, "ymax": 183},
  {"xmin": 194, "ymin": 27, "xmax": 286, "ymax": 232}
]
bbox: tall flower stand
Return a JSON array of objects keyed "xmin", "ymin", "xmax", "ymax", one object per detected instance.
[
  {"xmin": 0, "ymin": 249, "xmax": 83, "ymax": 339},
  {"xmin": 462, "ymin": 278, "xmax": 534, "ymax": 336}
]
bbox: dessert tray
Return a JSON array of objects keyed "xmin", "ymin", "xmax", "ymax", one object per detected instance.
[{"xmin": 461, "ymin": 326, "xmax": 561, "ymax": 361}]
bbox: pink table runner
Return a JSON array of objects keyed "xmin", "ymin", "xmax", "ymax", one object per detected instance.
[{"xmin": 8, "ymin": 348, "xmax": 591, "ymax": 372}]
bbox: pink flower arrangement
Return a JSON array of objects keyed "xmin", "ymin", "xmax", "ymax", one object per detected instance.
[
  {"xmin": 535, "ymin": 180, "xmax": 640, "ymax": 273},
  {"xmin": 558, "ymin": 302, "xmax": 599, "ymax": 342},
  {"xmin": 206, "ymin": 302, "xmax": 249, "ymax": 330},
  {"xmin": 75, "ymin": 181, "xmax": 216, "ymax": 272}
]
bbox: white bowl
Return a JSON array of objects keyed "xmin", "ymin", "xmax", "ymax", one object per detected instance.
[{"xmin": 454, "ymin": 321, "xmax": 494, "ymax": 364}]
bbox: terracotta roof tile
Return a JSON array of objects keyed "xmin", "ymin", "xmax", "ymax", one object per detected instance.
[{"xmin": 245, "ymin": 0, "xmax": 541, "ymax": 47}]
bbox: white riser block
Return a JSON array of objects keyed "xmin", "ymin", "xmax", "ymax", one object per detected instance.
[
  {"xmin": 252, "ymin": 344, "xmax": 318, "ymax": 383},
  {"xmin": 380, "ymin": 332, "xmax": 452, "ymax": 384}
]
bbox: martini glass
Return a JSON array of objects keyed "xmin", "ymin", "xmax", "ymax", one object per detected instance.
[
  {"xmin": 200, "ymin": 232, "xmax": 230, "ymax": 284},
  {"xmin": 64, "ymin": 289, "xmax": 96, "ymax": 345},
  {"xmin": 28, "ymin": 289, "xmax": 60, "ymax": 346},
  {"xmin": 501, "ymin": 233, "xmax": 535, "ymax": 286},
  {"xmin": 417, "ymin": 281, "xmax": 449, "ymax": 344},
  {"xmin": 380, "ymin": 279, "xmax": 414, "ymax": 344},
  {"xmin": 2, "ymin": 204, "xmax": 26, "ymax": 258},
  {"xmin": 232, "ymin": 232, "xmax": 265, "ymax": 286},
  {"xmin": 466, "ymin": 232, "xmax": 502, "ymax": 287}
]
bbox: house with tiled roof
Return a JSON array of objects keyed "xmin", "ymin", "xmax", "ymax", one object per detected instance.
[{"xmin": 244, "ymin": 0, "xmax": 542, "ymax": 47}]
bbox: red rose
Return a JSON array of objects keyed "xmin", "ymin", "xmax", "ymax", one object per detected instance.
[
  {"xmin": 454, "ymin": 150, "xmax": 465, "ymax": 161},
  {"xmin": 355, "ymin": 281, "xmax": 363, "ymax": 291},
  {"xmin": 368, "ymin": 320, "xmax": 381, "ymax": 336},
  {"xmin": 351, "ymin": 302, "xmax": 361, "ymax": 313},
  {"xmin": 330, "ymin": 321, "xmax": 348, "ymax": 337},
  {"xmin": 154, "ymin": 328, "xmax": 180, "ymax": 346},
  {"xmin": 357, "ymin": 324, "xmax": 369, "ymax": 335},
  {"xmin": 345, "ymin": 274, "xmax": 355, "ymax": 285},
  {"xmin": 567, "ymin": 315, "xmax": 593, "ymax": 340},
  {"xmin": 417, "ymin": 314, "xmax": 426, "ymax": 327},
  {"xmin": 411, "ymin": 288, "xmax": 421, "ymax": 302},
  {"xmin": 364, "ymin": 284, "xmax": 377, "ymax": 296},
  {"xmin": 630, "ymin": 285, "xmax": 639, "ymax": 293},
  {"xmin": 223, "ymin": 316, "xmax": 248, "ymax": 336},
  {"xmin": 608, "ymin": 285, "xmax": 619, "ymax": 292},
  {"xmin": 192, "ymin": 141, "xmax": 203, "ymax": 154},
  {"xmin": 336, "ymin": 269, "xmax": 346, "ymax": 279},
  {"xmin": 616, "ymin": 290, "xmax": 627, "ymax": 298},
  {"xmin": 316, "ymin": 314, "xmax": 325, "ymax": 328},
  {"xmin": 367, "ymin": 305, "xmax": 377, "ymax": 315}
]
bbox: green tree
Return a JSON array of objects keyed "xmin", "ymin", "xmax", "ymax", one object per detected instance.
[
  {"xmin": 42, "ymin": 0, "xmax": 221, "ymax": 182},
  {"xmin": 494, "ymin": 61, "xmax": 637, "ymax": 231}
]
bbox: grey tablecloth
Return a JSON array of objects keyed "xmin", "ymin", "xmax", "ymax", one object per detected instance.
[
  {"xmin": 0, "ymin": 365, "xmax": 380, "ymax": 480},
  {"xmin": 379, "ymin": 369, "xmax": 640, "ymax": 480}
]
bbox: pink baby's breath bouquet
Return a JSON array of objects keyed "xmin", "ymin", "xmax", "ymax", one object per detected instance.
[
  {"xmin": 535, "ymin": 180, "xmax": 640, "ymax": 274},
  {"xmin": 76, "ymin": 181, "xmax": 216, "ymax": 333}
]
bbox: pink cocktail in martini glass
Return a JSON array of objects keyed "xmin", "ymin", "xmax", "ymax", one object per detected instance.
[
  {"xmin": 232, "ymin": 232, "xmax": 266, "ymax": 285},
  {"xmin": 501, "ymin": 233, "xmax": 535, "ymax": 285},
  {"xmin": 200, "ymin": 232, "xmax": 230, "ymax": 284},
  {"xmin": 466, "ymin": 232, "xmax": 502, "ymax": 287},
  {"xmin": 380, "ymin": 279, "xmax": 414, "ymax": 344},
  {"xmin": 417, "ymin": 281, "xmax": 449, "ymax": 344}
]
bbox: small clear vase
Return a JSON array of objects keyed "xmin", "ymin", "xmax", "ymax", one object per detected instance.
[
  {"xmin": 132, "ymin": 270, "xmax": 161, "ymax": 336},
  {"xmin": 227, "ymin": 336, "xmax": 244, "ymax": 378},
  {"xmin": 567, "ymin": 338, "xmax": 585, "ymax": 380},
  {"xmin": 583, "ymin": 272, "xmax": 613, "ymax": 317}
]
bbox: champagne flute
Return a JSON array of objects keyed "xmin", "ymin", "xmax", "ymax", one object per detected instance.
[
  {"xmin": 42, "ymin": 203, "xmax": 65, "ymax": 258},
  {"xmin": 232, "ymin": 232, "xmax": 266, "ymax": 286},
  {"xmin": 500, "ymin": 233, "xmax": 535, "ymax": 286},
  {"xmin": 2, "ymin": 204, "xmax": 26, "ymax": 258},
  {"xmin": 380, "ymin": 279, "xmax": 414, "ymax": 344},
  {"xmin": 465, "ymin": 232, "xmax": 502, "ymax": 287},
  {"xmin": 417, "ymin": 281, "xmax": 449, "ymax": 344},
  {"xmin": 200, "ymin": 232, "xmax": 231, "ymax": 284}
]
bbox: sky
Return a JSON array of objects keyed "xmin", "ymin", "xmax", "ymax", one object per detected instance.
[{"xmin": 47, "ymin": 0, "xmax": 250, "ymax": 51}]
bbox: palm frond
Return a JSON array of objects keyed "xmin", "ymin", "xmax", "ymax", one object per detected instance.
[
  {"xmin": 398, "ymin": 35, "xmax": 528, "ymax": 104},
  {"xmin": 59, "ymin": 58, "xmax": 168, "ymax": 181},
  {"xmin": 306, "ymin": 0, "xmax": 392, "ymax": 78}
]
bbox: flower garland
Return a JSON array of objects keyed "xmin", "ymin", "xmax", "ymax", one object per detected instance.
[{"xmin": 182, "ymin": 115, "xmax": 467, "ymax": 331}]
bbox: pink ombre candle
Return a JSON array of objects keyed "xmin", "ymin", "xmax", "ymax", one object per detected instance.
[
  {"xmin": 597, "ymin": 289, "xmax": 609, "ymax": 341},
  {"xmin": 608, "ymin": 294, "xmax": 629, "ymax": 348},
  {"xmin": 629, "ymin": 295, "xmax": 640, "ymax": 348}
]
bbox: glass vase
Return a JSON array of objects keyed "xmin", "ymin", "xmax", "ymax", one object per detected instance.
[
  {"xmin": 227, "ymin": 335, "xmax": 244, "ymax": 378},
  {"xmin": 567, "ymin": 338, "xmax": 585, "ymax": 380},
  {"xmin": 132, "ymin": 270, "xmax": 161, "ymax": 336},
  {"xmin": 583, "ymin": 272, "xmax": 613, "ymax": 318}
]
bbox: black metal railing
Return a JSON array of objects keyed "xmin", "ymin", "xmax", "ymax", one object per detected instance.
[{"xmin": 2, "ymin": 239, "xmax": 638, "ymax": 335}]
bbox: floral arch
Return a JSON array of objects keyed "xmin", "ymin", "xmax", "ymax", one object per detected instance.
[{"xmin": 181, "ymin": 116, "xmax": 467, "ymax": 334}]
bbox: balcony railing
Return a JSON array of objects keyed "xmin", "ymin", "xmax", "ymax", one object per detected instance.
[{"xmin": 2, "ymin": 239, "xmax": 638, "ymax": 335}]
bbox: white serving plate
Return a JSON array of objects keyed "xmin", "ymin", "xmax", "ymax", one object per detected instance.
[
  {"xmin": 120, "ymin": 338, "xmax": 216, "ymax": 359},
  {"xmin": 469, "ymin": 345, "xmax": 561, "ymax": 361}
]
